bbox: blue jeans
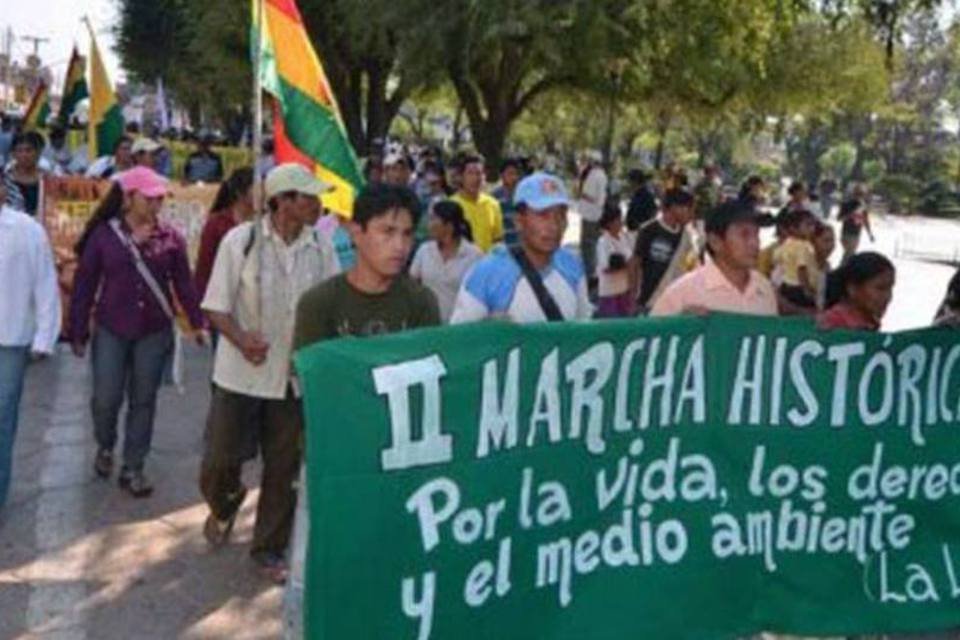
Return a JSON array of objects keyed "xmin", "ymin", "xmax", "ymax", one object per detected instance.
[
  {"xmin": 0, "ymin": 346, "xmax": 30, "ymax": 510},
  {"xmin": 91, "ymin": 327, "xmax": 172, "ymax": 471}
]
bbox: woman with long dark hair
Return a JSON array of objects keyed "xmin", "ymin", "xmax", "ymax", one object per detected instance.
[
  {"xmin": 194, "ymin": 167, "xmax": 255, "ymax": 299},
  {"xmin": 70, "ymin": 167, "xmax": 205, "ymax": 497},
  {"xmin": 818, "ymin": 251, "xmax": 895, "ymax": 331},
  {"xmin": 409, "ymin": 199, "xmax": 482, "ymax": 323}
]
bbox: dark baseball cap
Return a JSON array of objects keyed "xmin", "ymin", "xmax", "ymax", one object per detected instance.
[{"xmin": 705, "ymin": 200, "xmax": 774, "ymax": 235}]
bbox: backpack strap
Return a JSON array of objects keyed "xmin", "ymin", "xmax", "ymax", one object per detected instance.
[{"xmin": 510, "ymin": 247, "xmax": 564, "ymax": 322}]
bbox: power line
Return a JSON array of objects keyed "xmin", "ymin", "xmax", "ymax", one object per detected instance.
[{"xmin": 21, "ymin": 35, "xmax": 50, "ymax": 58}]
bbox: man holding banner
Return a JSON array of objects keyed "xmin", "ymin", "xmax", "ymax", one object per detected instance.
[{"xmin": 652, "ymin": 198, "xmax": 778, "ymax": 317}]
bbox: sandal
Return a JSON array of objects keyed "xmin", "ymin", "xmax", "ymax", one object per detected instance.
[
  {"xmin": 118, "ymin": 467, "xmax": 154, "ymax": 498},
  {"xmin": 94, "ymin": 449, "xmax": 113, "ymax": 479},
  {"xmin": 203, "ymin": 487, "xmax": 247, "ymax": 547},
  {"xmin": 252, "ymin": 551, "xmax": 289, "ymax": 585}
]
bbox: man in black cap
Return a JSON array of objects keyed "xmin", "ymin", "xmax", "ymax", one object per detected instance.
[{"xmin": 651, "ymin": 200, "xmax": 777, "ymax": 316}]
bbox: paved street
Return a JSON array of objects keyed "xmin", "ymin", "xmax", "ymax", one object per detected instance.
[
  {"xmin": 0, "ymin": 213, "xmax": 957, "ymax": 639},
  {"xmin": 0, "ymin": 345, "xmax": 282, "ymax": 640}
]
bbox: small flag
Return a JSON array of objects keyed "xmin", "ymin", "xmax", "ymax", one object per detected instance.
[
  {"xmin": 87, "ymin": 25, "xmax": 124, "ymax": 161},
  {"xmin": 58, "ymin": 46, "xmax": 89, "ymax": 126},
  {"xmin": 23, "ymin": 82, "xmax": 51, "ymax": 130},
  {"xmin": 251, "ymin": 0, "xmax": 364, "ymax": 216}
]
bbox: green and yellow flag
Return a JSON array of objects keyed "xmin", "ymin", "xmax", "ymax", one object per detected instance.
[
  {"xmin": 251, "ymin": 0, "xmax": 364, "ymax": 216},
  {"xmin": 59, "ymin": 47, "xmax": 89, "ymax": 126},
  {"xmin": 87, "ymin": 28, "xmax": 124, "ymax": 161},
  {"xmin": 23, "ymin": 82, "xmax": 51, "ymax": 130}
]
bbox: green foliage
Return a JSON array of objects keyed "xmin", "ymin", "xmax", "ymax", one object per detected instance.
[
  {"xmin": 819, "ymin": 143, "xmax": 857, "ymax": 179},
  {"xmin": 875, "ymin": 173, "xmax": 922, "ymax": 214}
]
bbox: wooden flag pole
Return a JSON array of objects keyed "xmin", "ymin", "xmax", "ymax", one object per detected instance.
[{"xmin": 251, "ymin": 0, "xmax": 265, "ymax": 331}]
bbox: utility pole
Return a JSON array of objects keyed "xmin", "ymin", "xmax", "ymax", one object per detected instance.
[
  {"xmin": 0, "ymin": 27, "xmax": 13, "ymax": 109},
  {"xmin": 20, "ymin": 34, "xmax": 50, "ymax": 94},
  {"xmin": 21, "ymin": 35, "xmax": 50, "ymax": 58}
]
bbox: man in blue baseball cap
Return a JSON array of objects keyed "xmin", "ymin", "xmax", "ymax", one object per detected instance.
[{"xmin": 450, "ymin": 172, "xmax": 592, "ymax": 323}]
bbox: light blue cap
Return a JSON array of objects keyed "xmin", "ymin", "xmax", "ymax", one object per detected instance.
[{"xmin": 513, "ymin": 172, "xmax": 570, "ymax": 212}]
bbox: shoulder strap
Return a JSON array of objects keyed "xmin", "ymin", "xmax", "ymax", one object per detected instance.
[
  {"xmin": 510, "ymin": 247, "xmax": 565, "ymax": 322},
  {"xmin": 108, "ymin": 219, "xmax": 175, "ymax": 320},
  {"xmin": 243, "ymin": 223, "xmax": 257, "ymax": 257}
]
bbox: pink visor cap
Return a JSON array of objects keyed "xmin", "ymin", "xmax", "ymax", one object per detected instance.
[{"xmin": 115, "ymin": 167, "xmax": 169, "ymax": 198}]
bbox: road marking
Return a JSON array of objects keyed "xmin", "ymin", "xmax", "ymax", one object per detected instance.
[{"xmin": 25, "ymin": 348, "xmax": 90, "ymax": 639}]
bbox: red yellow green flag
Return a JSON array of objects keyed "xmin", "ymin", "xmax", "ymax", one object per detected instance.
[
  {"xmin": 23, "ymin": 82, "xmax": 51, "ymax": 130},
  {"xmin": 251, "ymin": 0, "xmax": 364, "ymax": 216},
  {"xmin": 58, "ymin": 47, "xmax": 89, "ymax": 126},
  {"xmin": 87, "ymin": 25, "xmax": 124, "ymax": 161}
]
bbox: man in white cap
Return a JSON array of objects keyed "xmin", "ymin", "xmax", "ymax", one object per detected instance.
[
  {"xmin": 131, "ymin": 137, "xmax": 162, "ymax": 172},
  {"xmin": 450, "ymin": 172, "xmax": 592, "ymax": 323},
  {"xmin": 198, "ymin": 163, "xmax": 340, "ymax": 583}
]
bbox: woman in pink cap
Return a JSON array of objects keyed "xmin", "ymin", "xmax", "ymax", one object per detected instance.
[{"xmin": 69, "ymin": 167, "xmax": 205, "ymax": 497}]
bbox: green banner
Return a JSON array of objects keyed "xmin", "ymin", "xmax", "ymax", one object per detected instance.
[{"xmin": 294, "ymin": 315, "xmax": 960, "ymax": 639}]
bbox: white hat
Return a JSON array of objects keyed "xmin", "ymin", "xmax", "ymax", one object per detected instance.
[
  {"xmin": 131, "ymin": 138, "xmax": 162, "ymax": 155},
  {"xmin": 265, "ymin": 163, "xmax": 333, "ymax": 199}
]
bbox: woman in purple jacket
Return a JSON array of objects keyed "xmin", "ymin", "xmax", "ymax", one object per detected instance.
[{"xmin": 70, "ymin": 167, "xmax": 205, "ymax": 497}]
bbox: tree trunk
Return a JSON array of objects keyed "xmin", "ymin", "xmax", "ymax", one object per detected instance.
[
  {"xmin": 473, "ymin": 117, "xmax": 510, "ymax": 181},
  {"xmin": 365, "ymin": 64, "xmax": 388, "ymax": 153},
  {"xmin": 653, "ymin": 112, "xmax": 671, "ymax": 170},
  {"xmin": 339, "ymin": 67, "xmax": 366, "ymax": 155}
]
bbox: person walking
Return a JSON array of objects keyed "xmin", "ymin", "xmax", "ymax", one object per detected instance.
[
  {"xmin": 451, "ymin": 172, "xmax": 592, "ymax": 323},
  {"xmin": 772, "ymin": 209, "xmax": 819, "ymax": 314},
  {"xmin": 934, "ymin": 265, "xmax": 960, "ymax": 327},
  {"xmin": 491, "ymin": 158, "xmax": 523, "ymax": 247},
  {"xmin": 199, "ymin": 163, "xmax": 340, "ymax": 583},
  {"xmin": 574, "ymin": 151, "xmax": 608, "ymax": 293},
  {"xmin": 69, "ymin": 167, "xmax": 206, "ymax": 497},
  {"xmin": 287, "ymin": 183, "xmax": 440, "ymax": 632},
  {"xmin": 630, "ymin": 189, "xmax": 697, "ymax": 314},
  {"xmin": 451, "ymin": 155, "xmax": 503, "ymax": 253},
  {"xmin": 651, "ymin": 199, "xmax": 778, "ymax": 317},
  {"xmin": 818, "ymin": 252, "xmax": 895, "ymax": 331},
  {"xmin": 183, "ymin": 135, "xmax": 225, "ymax": 183},
  {"xmin": 838, "ymin": 184, "xmax": 875, "ymax": 263},
  {"xmin": 3, "ymin": 131, "xmax": 47, "ymax": 216},
  {"xmin": 194, "ymin": 167, "xmax": 255, "ymax": 301},
  {"xmin": 626, "ymin": 169, "xmax": 659, "ymax": 232},
  {"xmin": 595, "ymin": 202, "xmax": 635, "ymax": 318},
  {"xmin": 0, "ymin": 180, "xmax": 60, "ymax": 510},
  {"xmin": 409, "ymin": 200, "xmax": 482, "ymax": 323},
  {"xmin": 85, "ymin": 136, "xmax": 135, "ymax": 179}
]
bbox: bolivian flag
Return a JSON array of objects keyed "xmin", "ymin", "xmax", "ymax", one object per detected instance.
[
  {"xmin": 87, "ymin": 28, "xmax": 124, "ymax": 161},
  {"xmin": 23, "ymin": 82, "xmax": 51, "ymax": 130},
  {"xmin": 59, "ymin": 47, "xmax": 89, "ymax": 126},
  {"xmin": 252, "ymin": 0, "xmax": 364, "ymax": 216}
]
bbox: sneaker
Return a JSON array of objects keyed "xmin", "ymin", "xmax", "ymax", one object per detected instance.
[
  {"xmin": 118, "ymin": 467, "xmax": 154, "ymax": 498},
  {"xmin": 251, "ymin": 551, "xmax": 289, "ymax": 585},
  {"xmin": 203, "ymin": 487, "xmax": 247, "ymax": 547},
  {"xmin": 94, "ymin": 449, "xmax": 113, "ymax": 479}
]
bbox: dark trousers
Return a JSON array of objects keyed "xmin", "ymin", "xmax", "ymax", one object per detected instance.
[
  {"xmin": 580, "ymin": 219, "xmax": 601, "ymax": 286},
  {"xmin": 91, "ymin": 326, "xmax": 173, "ymax": 471},
  {"xmin": 199, "ymin": 384, "xmax": 302, "ymax": 556}
]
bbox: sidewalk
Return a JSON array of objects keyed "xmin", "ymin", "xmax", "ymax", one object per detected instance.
[{"xmin": 0, "ymin": 344, "xmax": 281, "ymax": 640}]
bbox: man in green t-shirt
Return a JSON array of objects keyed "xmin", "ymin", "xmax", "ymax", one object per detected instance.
[
  {"xmin": 285, "ymin": 184, "xmax": 440, "ymax": 632},
  {"xmin": 294, "ymin": 183, "xmax": 440, "ymax": 346}
]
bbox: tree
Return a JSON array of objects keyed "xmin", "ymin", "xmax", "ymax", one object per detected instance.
[
  {"xmin": 115, "ymin": 0, "xmax": 192, "ymax": 84},
  {"xmin": 400, "ymin": 0, "xmax": 634, "ymax": 171},
  {"xmin": 295, "ymin": 0, "xmax": 433, "ymax": 154},
  {"xmin": 117, "ymin": 0, "xmax": 430, "ymax": 151}
]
